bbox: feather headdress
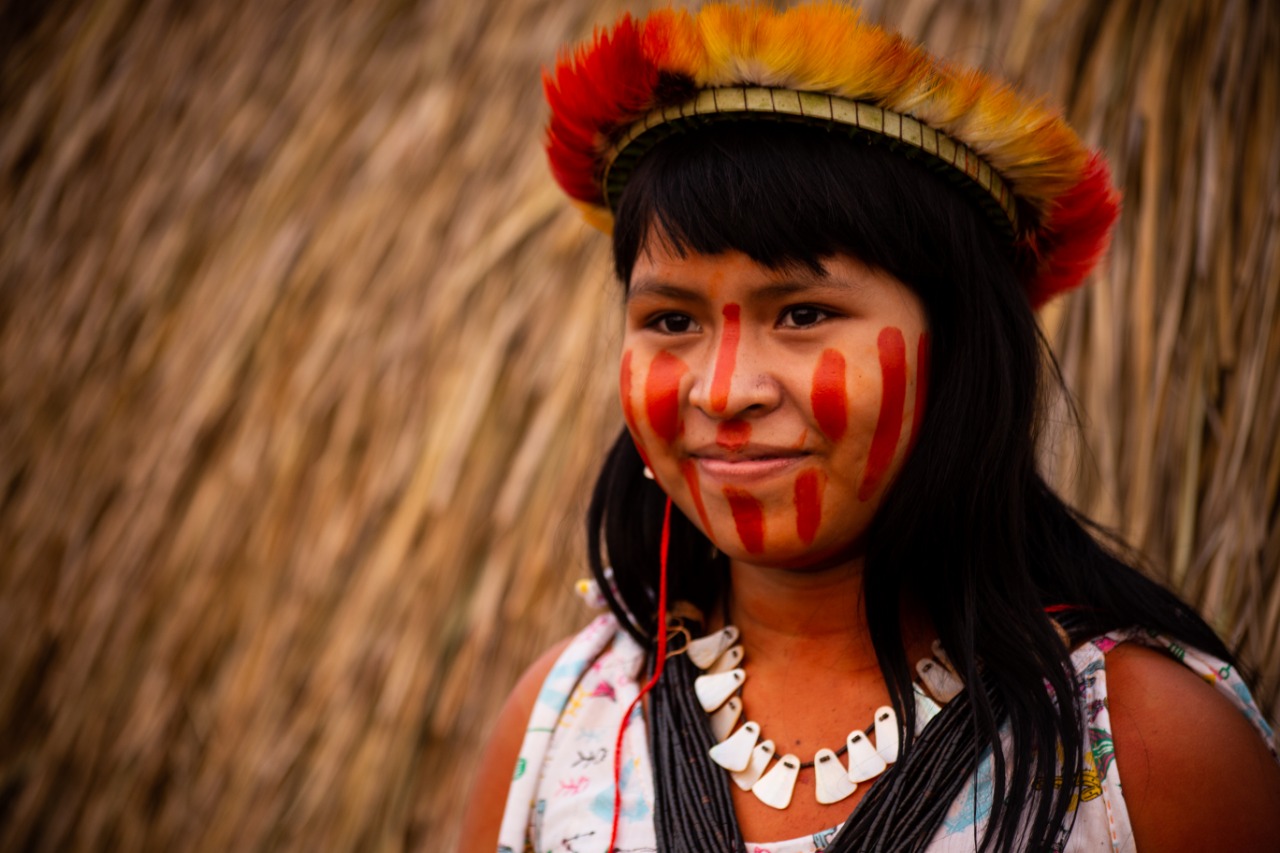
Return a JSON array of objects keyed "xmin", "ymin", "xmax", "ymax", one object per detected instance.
[{"xmin": 543, "ymin": 2, "xmax": 1119, "ymax": 305}]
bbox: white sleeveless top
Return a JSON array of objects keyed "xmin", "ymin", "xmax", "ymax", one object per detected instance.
[{"xmin": 496, "ymin": 613, "xmax": 1275, "ymax": 853}]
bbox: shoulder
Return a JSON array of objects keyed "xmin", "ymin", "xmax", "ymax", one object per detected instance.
[
  {"xmin": 457, "ymin": 636, "xmax": 574, "ymax": 853},
  {"xmin": 1103, "ymin": 641, "xmax": 1280, "ymax": 850}
]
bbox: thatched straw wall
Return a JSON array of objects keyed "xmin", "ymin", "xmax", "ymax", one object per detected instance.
[{"xmin": 1, "ymin": 0, "xmax": 1275, "ymax": 849}]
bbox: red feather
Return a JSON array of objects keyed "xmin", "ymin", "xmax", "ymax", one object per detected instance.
[
  {"xmin": 1026, "ymin": 153, "xmax": 1120, "ymax": 306},
  {"xmin": 544, "ymin": 15, "xmax": 662, "ymax": 204}
]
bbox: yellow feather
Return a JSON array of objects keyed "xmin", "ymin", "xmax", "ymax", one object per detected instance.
[{"xmin": 697, "ymin": 3, "xmax": 770, "ymax": 86}]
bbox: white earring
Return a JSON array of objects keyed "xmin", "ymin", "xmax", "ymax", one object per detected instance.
[{"xmin": 643, "ymin": 466, "xmax": 655, "ymax": 480}]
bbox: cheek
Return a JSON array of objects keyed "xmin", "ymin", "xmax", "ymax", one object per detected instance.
[
  {"xmin": 793, "ymin": 469, "xmax": 824, "ymax": 545},
  {"xmin": 620, "ymin": 350, "xmax": 650, "ymax": 466},
  {"xmin": 644, "ymin": 350, "xmax": 688, "ymax": 444},
  {"xmin": 620, "ymin": 350, "xmax": 638, "ymax": 432},
  {"xmin": 811, "ymin": 348, "xmax": 848, "ymax": 442},
  {"xmin": 857, "ymin": 326, "xmax": 908, "ymax": 501}
]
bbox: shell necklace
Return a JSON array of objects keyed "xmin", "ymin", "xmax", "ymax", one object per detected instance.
[{"xmin": 688, "ymin": 626, "xmax": 965, "ymax": 810}]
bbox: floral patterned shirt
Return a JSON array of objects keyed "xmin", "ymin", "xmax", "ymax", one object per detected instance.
[{"xmin": 496, "ymin": 614, "xmax": 1276, "ymax": 853}]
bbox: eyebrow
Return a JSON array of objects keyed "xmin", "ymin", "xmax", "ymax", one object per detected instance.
[
  {"xmin": 626, "ymin": 280, "xmax": 706, "ymax": 302},
  {"xmin": 753, "ymin": 280, "xmax": 843, "ymax": 299},
  {"xmin": 627, "ymin": 275, "xmax": 848, "ymax": 302}
]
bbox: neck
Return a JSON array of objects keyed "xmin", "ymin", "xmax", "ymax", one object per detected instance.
[
  {"xmin": 723, "ymin": 555, "xmax": 876, "ymax": 674},
  {"xmin": 718, "ymin": 555, "xmax": 932, "ymax": 676}
]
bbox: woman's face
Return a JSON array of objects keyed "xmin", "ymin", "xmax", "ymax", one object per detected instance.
[{"xmin": 621, "ymin": 237, "xmax": 929, "ymax": 568}]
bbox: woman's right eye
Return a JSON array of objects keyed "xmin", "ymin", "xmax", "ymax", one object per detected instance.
[{"xmin": 650, "ymin": 313, "xmax": 698, "ymax": 334}]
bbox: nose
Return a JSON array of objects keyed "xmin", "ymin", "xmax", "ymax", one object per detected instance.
[{"xmin": 688, "ymin": 304, "xmax": 781, "ymax": 419}]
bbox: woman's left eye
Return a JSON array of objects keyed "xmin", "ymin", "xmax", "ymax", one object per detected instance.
[{"xmin": 778, "ymin": 305, "xmax": 831, "ymax": 328}]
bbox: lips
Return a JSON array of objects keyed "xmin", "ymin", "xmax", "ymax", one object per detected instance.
[{"xmin": 690, "ymin": 445, "xmax": 809, "ymax": 482}]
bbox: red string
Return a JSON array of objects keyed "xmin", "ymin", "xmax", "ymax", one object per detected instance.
[{"xmin": 608, "ymin": 496, "xmax": 672, "ymax": 853}]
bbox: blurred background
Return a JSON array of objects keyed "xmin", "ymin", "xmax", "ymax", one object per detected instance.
[{"xmin": 1, "ymin": 0, "xmax": 1276, "ymax": 849}]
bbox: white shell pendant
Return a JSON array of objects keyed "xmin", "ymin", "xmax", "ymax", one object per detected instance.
[
  {"xmin": 708, "ymin": 721, "xmax": 760, "ymax": 772},
  {"xmin": 688, "ymin": 626, "xmax": 741, "ymax": 669},
  {"xmin": 813, "ymin": 748, "xmax": 857, "ymax": 804},
  {"xmin": 694, "ymin": 669, "xmax": 745, "ymax": 712},
  {"xmin": 708, "ymin": 644, "xmax": 745, "ymax": 674},
  {"xmin": 709, "ymin": 696, "xmax": 743, "ymax": 741},
  {"xmin": 846, "ymin": 729, "xmax": 888, "ymax": 783},
  {"xmin": 751, "ymin": 754, "xmax": 801, "ymax": 809},
  {"xmin": 729, "ymin": 739, "xmax": 776, "ymax": 791},
  {"xmin": 873, "ymin": 706, "xmax": 900, "ymax": 764},
  {"xmin": 917, "ymin": 658, "xmax": 963, "ymax": 702},
  {"xmin": 913, "ymin": 685, "xmax": 943, "ymax": 733}
]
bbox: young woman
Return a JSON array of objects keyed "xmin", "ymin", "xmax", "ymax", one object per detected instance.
[{"xmin": 462, "ymin": 5, "xmax": 1280, "ymax": 850}]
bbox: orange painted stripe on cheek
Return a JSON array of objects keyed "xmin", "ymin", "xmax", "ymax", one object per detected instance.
[
  {"xmin": 723, "ymin": 487, "xmax": 765, "ymax": 554},
  {"xmin": 716, "ymin": 420, "xmax": 751, "ymax": 452},
  {"xmin": 811, "ymin": 348, "xmax": 848, "ymax": 441},
  {"xmin": 858, "ymin": 326, "xmax": 908, "ymax": 502},
  {"xmin": 710, "ymin": 303, "xmax": 741, "ymax": 412},
  {"xmin": 645, "ymin": 350, "xmax": 688, "ymax": 444},
  {"xmin": 794, "ymin": 469, "xmax": 823, "ymax": 545},
  {"xmin": 908, "ymin": 332, "xmax": 930, "ymax": 447},
  {"xmin": 679, "ymin": 460, "xmax": 715, "ymax": 543}
]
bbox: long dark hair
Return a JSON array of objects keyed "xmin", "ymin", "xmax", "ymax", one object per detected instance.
[{"xmin": 585, "ymin": 122, "xmax": 1231, "ymax": 850}]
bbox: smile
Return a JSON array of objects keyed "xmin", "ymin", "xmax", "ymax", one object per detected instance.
[{"xmin": 691, "ymin": 448, "xmax": 809, "ymax": 482}]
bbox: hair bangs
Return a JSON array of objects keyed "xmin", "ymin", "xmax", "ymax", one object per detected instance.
[{"xmin": 611, "ymin": 121, "xmax": 1002, "ymax": 291}]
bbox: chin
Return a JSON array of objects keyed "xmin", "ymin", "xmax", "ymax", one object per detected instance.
[{"xmin": 718, "ymin": 535, "xmax": 865, "ymax": 572}]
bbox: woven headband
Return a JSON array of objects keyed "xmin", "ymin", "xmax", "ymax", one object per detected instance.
[
  {"xmin": 543, "ymin": 2, "xmax": 1121, "ymax": 306},
  {"xmin": 602, "ymin": 86, "xmax": 1018, "ymax": 240}
]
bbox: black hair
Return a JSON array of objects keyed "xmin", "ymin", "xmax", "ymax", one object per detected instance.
[{"xmin": 585, "ymin": 122, "xmax": 1231, "ymax": 850}]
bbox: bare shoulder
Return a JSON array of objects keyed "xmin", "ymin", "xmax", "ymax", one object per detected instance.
[
  {"xmin": 457, "ymin": 636, "xmax": 574, "ymax": 853},
  {"xmin": 1105, "ymin": 642, "xmax": 1280, "ymax": 851}
]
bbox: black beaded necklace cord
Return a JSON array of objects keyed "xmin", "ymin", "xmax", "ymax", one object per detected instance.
[
  {"xmin": 651, "ymin": 623, "xmax": 746, "ymax": 851},
  {"xmin": 649, "ymin": 616, "xmax": 1014, "ymax": 853}
]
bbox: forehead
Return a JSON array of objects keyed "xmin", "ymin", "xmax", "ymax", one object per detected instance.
[
  {"xmin": 628, "ymin": 238, "xmax": 889, "ymax": 305},
  {"xmin": 631, "ymin": 242, "xmax": 811, "ymax": 288}
]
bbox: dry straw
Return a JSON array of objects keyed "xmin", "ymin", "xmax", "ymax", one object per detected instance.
[{"xmin": 0, "ymin": 0, "xmax": 1275, "ymax": 850}]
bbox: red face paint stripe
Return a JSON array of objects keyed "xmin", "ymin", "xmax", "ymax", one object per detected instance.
[
  {"xmin": 811, "ymin": 348, "xmax": 848, "ymax": 442},
  {"xmin": 794, "ymin": 469, "xmax": 823, "ymax": 545},
  {"xmin": 709, "ymin": 303, "xmax": 741, "ymax": 412},
  {"xmin": 723, "ymin": 486, "xmax": 765, "ymax": 554},
  {"xmin": 858, "ymin": 327, "xmax": 908, "ymax": 502},
  {"xmin": 679, "ymin": 459, "xmax": 715, "ymax": 543},
  {"xmin": 715, "ymin": 420, "xmax": 752, "ymax": 452},
  {"xmin": 908, "ymin": 332, "xmax": 930, "ymax": 448},
  {"xmin": 645, "ymin": 350, "xmax": 687, "ymax": 444}
]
